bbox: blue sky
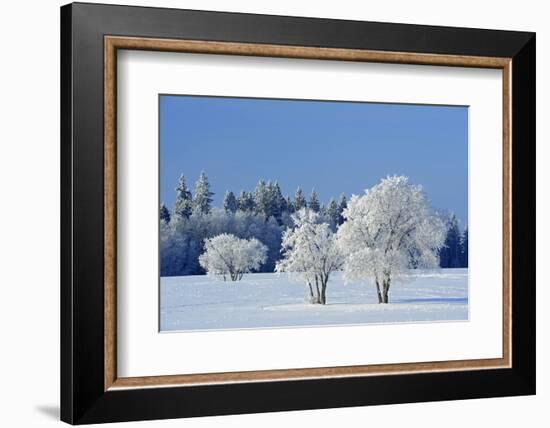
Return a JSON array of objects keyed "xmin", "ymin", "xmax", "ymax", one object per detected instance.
[{"xmin": 160, "ymin": 95, "xmax": 468, "ymax": 225}]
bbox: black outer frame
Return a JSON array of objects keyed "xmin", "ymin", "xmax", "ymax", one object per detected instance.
[{"xmin": 60, "ymin": 2, "xmax": 535, "ymax": 424}]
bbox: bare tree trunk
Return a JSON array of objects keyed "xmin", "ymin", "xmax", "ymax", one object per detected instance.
[
  {"xmin": 307, "ymin": 282, "xmax": 314, "ymax": 301},
  {"xmin": 317, "ymin": 273, "xmax": 329, "ymax": 305},
  {"xmin": 314, "ymin": 277, "xmax": 321, "ymax": 304},
  {"xmin": 375, "ymin": 280, "xmax": 383, "ymax": 304},
  {"xmin": 381, "ymin": 278, "xmax": 391, "ymax": 303}
]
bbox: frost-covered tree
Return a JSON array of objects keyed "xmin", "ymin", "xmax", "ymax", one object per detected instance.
[
  {"xmin": 193, "ymin": 171, "xmax": 214, "ymax": 214},
  {"xmin": 309, "ymin": 190, "xmax": 320, "ymax": 212},
  {"xmin": 337, "ymin": 176, "xmax": 446, "ymax": 303},
  {"xmin": 237, "ymin": 190, "xmax": 255, "ymax": 212},
  {"xmin": 223, "ymin": 191, "xmax": 238, "ymax": 213},
  {"xmin": 276, "ymin": 209, "xmax": 344, "ymax": 304},
  {"xmin": 160, "ymin": 203, "xmax": 171, "ymax": 224},
  {"xmin": 199, "ymin": 234, "xmax": 268, "ymax": 281},
  {"xmin": 294, "ymin": 187, "xmax": 307, "ymax": 211},
  {"xmin": 173, "ymin": 174, "xmax": 193, "ymax": 219}
]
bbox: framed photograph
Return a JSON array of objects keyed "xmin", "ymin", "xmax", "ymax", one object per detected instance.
[{"xmin": 61, "ymin": 2, "xmax": 535, "ymax": 424}]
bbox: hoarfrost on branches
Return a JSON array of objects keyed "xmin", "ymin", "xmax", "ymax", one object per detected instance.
[
  {"xmin": 161, "ymin": 172, "xmax": 464, "ymax": 288},
  {"xmin": 199, "ymin": 233, "xmax": 268, "ymax": 281},
  {"xmin": 276, "ymin": 209, "xmax": 344, "ymax": 304},
  {"xmin": 337, "ymin": 175, "xmax": 446, "ymax": 303},
  {"xmin": 193, "ymin": 171, "xmax": 214, "ymax": 214},
  {"xmin": 173, "ymin": 174, "xmax": 193, "ymax": 219}
]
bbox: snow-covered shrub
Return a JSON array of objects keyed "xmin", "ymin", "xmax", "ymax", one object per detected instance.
[
  {"xmin": 199, "ymin": 234, "xmax": 268, "ymax": 281},
  {"xmin": 276, "ymin": 209, "xmax": 344, "ymax": 304},
  {"xmin": 337, "ymin": 175, "xmax": 445, "ymax": 303}
]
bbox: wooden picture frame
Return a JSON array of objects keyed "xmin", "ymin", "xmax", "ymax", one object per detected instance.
[{"xmin": 61, "ymin": 2, "xmax": 535, "ymax": 424}]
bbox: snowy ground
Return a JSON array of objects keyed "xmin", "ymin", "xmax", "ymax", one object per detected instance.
[{"xmin": 160, "ymin": 269, "xmax": 468, "ymax": 332}]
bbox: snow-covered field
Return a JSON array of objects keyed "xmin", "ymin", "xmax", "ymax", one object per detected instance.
[{"xmin": 160, "ymin": 269, "xmax": 468, "ymax": 331}]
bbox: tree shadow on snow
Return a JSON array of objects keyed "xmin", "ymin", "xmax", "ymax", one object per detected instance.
[{"xmin": 392, "ymin": 297, "xmax": 468, "ymax": 304}]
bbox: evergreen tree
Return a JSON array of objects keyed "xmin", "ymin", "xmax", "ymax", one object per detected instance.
[
  {"xmin": 337, "ymin": 194, "xmax": 347, "ymax": 225},
  {"xmin": 160, "ymin": 203, "xmax": 171, "ymax": 224},
  {"xmin": 274, "ymin": 182, "xmax": 285, "ymax": 212},
  {"xmin": 266, "ymin": 181, "xmax": 277, "ymax": 219},
  {"xmin": 459, "ymin": 226, "xmax": 468, "ymax": 267},
  {"xmin": 223, "ymin": 191, "xmax": 237, "ymax": 213},
  {"xmin": 285, "ymin": 196, "xmax": 295, "ymax": 213},
  {"xmin": 237, "ymin": 190, "xmax": 255, "ymax": 212},
  {"xmin": 193, "ymin": 171, "xmax": 214, "ymax": 214},
  {"xmin": 174, "ymin": 174, "xmax": 193, "ymax": 219},
  {"xmin": 263, "ymin": 216, "xmax": 284, "ymax": 271},
  {"xmin": 309, "ymin": 190, "xmax": 320, "ymax": 212},
  {"xmin": 325, "ymin": 198, "xmax": 339, "ymax": 229},
  {"xmin": 254, "ymin": 180, "xmax": 270, "ymax": 218},
  {"xmin": 294, "ymin": 187, "xmax": 307, "ymax": 211},
  {"xmin": 268, "ymin": 181, "xmax": 285, "ymax": 221},
  {"xmin": 439, "ymin": 214, "xmax": 461, "ymax": 268},
  {"xmin": 280, "ymin": 192, "xmax": 288, "ymax": 214}
]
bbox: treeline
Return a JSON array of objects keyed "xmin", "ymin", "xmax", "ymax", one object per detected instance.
[
  {"xmin": 160, "ymin": 172, "xmax": 468, "ymax": 276},
  {"xmin": 161, "ymin": 172, "xmax": 348, "ymax": 228},
  {"xmin": 160, "ymin": 172, "xmax": 348, "ymax": 276}
]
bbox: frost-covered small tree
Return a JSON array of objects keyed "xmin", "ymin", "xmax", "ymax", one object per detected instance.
[
  {"xmin": 294, "ymin": 187, "xmax": 307, "ymax": 211},
  {"xmin": 173, "ymin": 174, "xmax": 193, "ymax": 219},
  {"xmin": 199, "ymin": 234, "xmax": 268, "ymax": 281},
  {"xmin": 160, "ymin": 203, "xmax": 171, "ymax": 224},
  {"xmin": 309, "ymin": 190, "xmax": 320, "ymax": 212},
  {"xmin": 337, "ymin": 176, "xmax": 446, "ymax": 303},
  {"xmin": 276, "ymin": 209, "xmax": 344, "ymax": 304},
  {"xmin": 193, "ymin": 171, "xmax": 214, "ymax": 214},
  {"xmin": 223, "ymin": 191, "xmax": 238, "ymax": 213}
]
